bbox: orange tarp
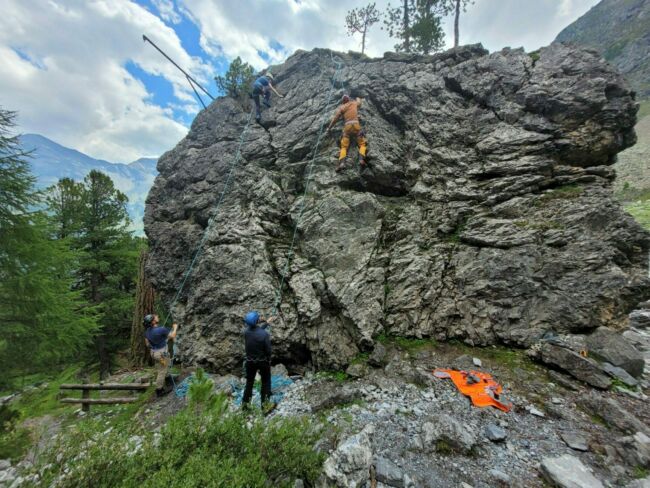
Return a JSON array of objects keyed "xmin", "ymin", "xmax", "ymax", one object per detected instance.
[{"xmin": 433, "ymin": 368, "xmax": 512, "ymax": 413}]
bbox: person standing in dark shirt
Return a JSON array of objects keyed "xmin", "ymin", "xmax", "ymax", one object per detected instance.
[
  {"xmin": 143, "ymin": 314, "xmax": 179, "ymax": 397},
  {"xmin": 242, "ymin": 310, "xmax": 274, "ymax": 408}
]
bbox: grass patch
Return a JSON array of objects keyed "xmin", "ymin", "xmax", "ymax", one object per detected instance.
[
  {"xmin": 0, "ymin": 426, "xmax": 31, "ymax": 461},
  {"xmin": 624, "ymin": 200, "xmax": 650, "ymax": 231},
  {"xmin": 537, "ymin": 184, "xmax": 584, "ymax": 204},
  {"xmin": 528, "ymin": 50, "xmax": 540, "ymax": 63},
  {"xmin": 316, "ymin": 371, "xmax": 350, "ymax": 383},
  {"xmin": 633, "ymin": 466, "xmax": 649, "ymax": 479},
  {"xmin": 611, "ymin": 378, "xmax": 637, "ymax": 392},
  {"xmin": 30, "ymin": 371, "xmax": 325, "ymax": 488},
  {"xmin": 350, "ymin": 352, "xmax": 370, "ymax": 365}
]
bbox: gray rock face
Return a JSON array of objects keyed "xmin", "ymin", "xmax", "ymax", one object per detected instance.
[
  {"xmin": 586, "ymin": 327, "xmax": 645, "ymax": 378},
  {"xmin": 323, "ymin": 424, "xmax": 374, "ymax": 488},
  {"xmin": 485, "ymin": 424, "xmax": 507, "ymax": 442},
  {"xmin": 531, "ymin": 343, "xmax": 612, "ymax": 389},
  {"xmin": 540, "ymin": 454, "xmax": 604, "ymax": 488},
  {"xmin": 374, "ymin": 457, "xmax": 404, "ymax": 488},
  {"xmin": 421, "ymin": 413, "xmax": 477, "ymax": 454},
  {"xmin": 578, "ymin": 394, "xmax": 648, "ymax": 435},
  {"xmin": 560, "ymin": 432, "xmax": 589, "ymax": 452},
  {"xmin": 145, "ymin": 43, "xmax": 650, "ymax": 371}
]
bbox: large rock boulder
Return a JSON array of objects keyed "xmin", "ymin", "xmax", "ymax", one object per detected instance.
[
  {"xmin": 540, "ymin": 454, "xmax": 604, "ymax": 488},
  {"xmin": 530, "ymin": 342, "xmax": 611, "ymax": 389},
  {"xmin": 322, "ymin": 425, "xmax": 374, "ymax": 488},
  {"xmin": 145, "ymin": 43, "xmax": 650, "ymax": 371},
  {"xmin": 586, "ymin": 327, "xmax": 645, "ymax": 377}
]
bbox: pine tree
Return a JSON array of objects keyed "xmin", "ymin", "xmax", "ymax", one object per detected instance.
[
  {"xmin": 215, "ymin": 57, "xmax": 256, "ymax": 102},
  {"xmin": 383, "ymin": 0, "xmax": 415, "ymax": 53},
  {"xmin": 411, "ymin": 0, "xmax": 445, "ymax": 54},
  {"xmin": 0, "ymin": 108, "xmax": 98, "ymax": 381},
  {"xmin": 46, "ymin": 177, "xmax": 84, "ymax": 239},
  {"xmin": 345, "ymin": 3, "xmax": 381, "ymax": 54},
  {"xmin": 383, "ymin": 0, "xmax": 445, "ymax": 54}
]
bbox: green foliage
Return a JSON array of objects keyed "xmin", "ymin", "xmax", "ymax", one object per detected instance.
[
  {"xmin": 215, "ymin": 57, "xmax": 256, "ymax": 101},
  {"xmin": 0, "ymin": 426, "xmax": 31, "ymax": 461},
  {"xmin": 0, "ymin": 405, "xmax": 19, "ymax": 434},
  {"xmin": 383, "ymin": 0, "xmax": 445, "ymax": 54},
  {"xmin": 34, "ymin": 396, "xmax": 325, "ymax": 488},
  {"xmin": 0, "ymin": 108, "xmax": 99, "ymax": 380},
  {"xmin": 351, "ymin": 352, "xmax": 370, "ymax": 365},
  {"xmin": 188, "ymin": 368, "xmax": 217, "ymax": 410},
  {"xmin": 624, "ymin": 200, "xmax": 650, "ymax": 230},
  {"xmin": 316, "ymin": 371, "xmax": 350, "ymax": 382},
  {"xmin": 528, "ymin": 50, "xmax": 541, "ymax": 63},
  {"xmin": 633, "ymin": 466, "xmax": 649, "ymax": 479},
  {"xmin": 345, "ymin": 3, "xmax": 381, "ymax": 54},
  {"xmin": 46, "ymin": 171, "xmax": 140, "ymax": 378}
]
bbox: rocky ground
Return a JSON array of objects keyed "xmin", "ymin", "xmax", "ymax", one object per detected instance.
[{"xmin": 2, "ymin": 307, "xmax": 649, "ymax": 488}]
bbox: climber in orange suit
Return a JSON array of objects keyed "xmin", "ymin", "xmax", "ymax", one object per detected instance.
[{"xmin": 327, "ymin": 95, "xmax": 368, "ymax": 173}]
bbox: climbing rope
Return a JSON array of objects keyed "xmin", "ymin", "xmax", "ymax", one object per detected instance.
[
  {"xmin": 162, "ymin": 106, "xmax": 256, "ymax": 349},
  {"xmin": 271, "ymin": 53, "xmax": 345, "ymax": 316}
]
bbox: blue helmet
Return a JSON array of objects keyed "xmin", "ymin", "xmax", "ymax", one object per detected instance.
[
  {"xmin": 244, "ymin": 311, "xmax": 260, "ymax": 327},
  {"xmin": 143, "ymin": 314, "xmax": 155, "ymax": 328}
]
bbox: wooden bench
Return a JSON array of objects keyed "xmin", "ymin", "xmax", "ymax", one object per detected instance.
[{"xmin": 59, "ymin": 382, "xmax": 151, "ymax": 412}]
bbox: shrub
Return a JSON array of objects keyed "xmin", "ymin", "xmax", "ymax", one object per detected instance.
[{"xmin": 32, "ymin": 391, "xmax": 325, "ymax": 488}]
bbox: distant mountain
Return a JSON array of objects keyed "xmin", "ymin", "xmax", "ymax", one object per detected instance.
[
  {"xmin": 19, "ymin": 133, "xmax": 157, "ymax": 234},
  {"xmin": 554, "ymin": 0, "xmax": 650, "ymax": 98}
]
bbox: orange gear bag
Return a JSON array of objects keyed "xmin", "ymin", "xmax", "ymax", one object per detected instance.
[{"xmin": 433, "ymin": 368, "xmax": 512, "ymax": 413}]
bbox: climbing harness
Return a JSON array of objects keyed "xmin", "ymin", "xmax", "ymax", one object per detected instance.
[{"xmin": 271, "ymin": 53, "xmax": 345, "ymax": 316}]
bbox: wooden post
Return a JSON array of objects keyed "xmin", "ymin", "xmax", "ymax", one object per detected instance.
[{"xmin": 81, "ymin": 378, "xmax": 90, "ymax": 413}]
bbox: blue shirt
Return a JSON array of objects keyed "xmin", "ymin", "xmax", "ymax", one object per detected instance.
[
  {"xmin": 244, "ymin": 323, "xmax": 272, "ymax": 361},
  {"xmin": 145, "ymin": 327, "xmax": 170, "ymax": 350},
  {"xmin": 255, "ymin": 76, "xmax": 270, "ymax": 87}
]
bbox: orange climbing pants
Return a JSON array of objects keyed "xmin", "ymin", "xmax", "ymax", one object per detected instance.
[
  {"xmin": 339, "ymin": 122, "xmax": 367, "ymax": 161},
  {"xmin": 433, "ymin": 368, "xmax": 512, "ymax": 412}
]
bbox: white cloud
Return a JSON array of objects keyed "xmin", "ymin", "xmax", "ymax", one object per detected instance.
[
  {"xmin": 152, "ymin": 0, "xmax": 182, "ymax": 24},
  {"xmin": 180, "ymin": 0, "xmax": 600, "ymax": 69},
  {"xmin": 0, "ymin": 0, "xmax": 212, "ymax": 162}
]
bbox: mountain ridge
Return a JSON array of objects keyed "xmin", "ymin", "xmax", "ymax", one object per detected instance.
[{"xmin": 19, "ymin": 133, "xmax": 158, "ymax": 233}]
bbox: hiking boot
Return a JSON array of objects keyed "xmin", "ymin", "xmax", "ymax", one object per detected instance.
[
  {"xmin": 359, "ymin": 157, "xmax": 367, "ymax": 168},
  {"xmin": 335, "ymin": 162, "xmax": 346, "ymax": 173},
  {"xmin": 155, "ymin": 388, "xmax": 166, "ymax": 398}
]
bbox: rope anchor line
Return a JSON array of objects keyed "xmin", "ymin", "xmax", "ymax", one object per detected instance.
[{"xmin": 271, "ymin": 53, "xmax": 345, "ymax": 316}]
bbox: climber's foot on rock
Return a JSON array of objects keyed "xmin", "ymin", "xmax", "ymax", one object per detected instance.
[{"xmin": 335, "ymin": 162, "xmax": 346, "ymax": 173}]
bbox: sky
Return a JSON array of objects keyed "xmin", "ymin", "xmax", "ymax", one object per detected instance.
[{"xmin": 0, "ymin": 0, "xmax": 601, "ymax": 163}]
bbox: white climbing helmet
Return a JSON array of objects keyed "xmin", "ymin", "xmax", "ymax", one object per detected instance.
[{"xmin": 266, "ymin": 72, "xmax": 274, "ymax": 81}]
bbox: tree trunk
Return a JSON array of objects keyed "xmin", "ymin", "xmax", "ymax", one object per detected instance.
[
  {"xmin": 129, "ymin": 249, "xmax": 155, "ymax": 367},
  {"xmin": 362, "ymin": 24, "xmax": 367, "ymax": 54},
  {"xmin": 95, "ymin": 333, "xmax": 110, "ymax": 380},
  {"xmin": 454, "ymin": 0, "xmax": 460, "ymax": 47},
  {"xmin": 403, "ymin": 0, "xmax": 410, "ymax": 52}
]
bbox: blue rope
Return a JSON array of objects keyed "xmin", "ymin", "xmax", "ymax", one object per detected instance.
[
  {"xmin": 271, "ymin": 53, "xmax": 344, "ymax": 315},
  {"xmin": 160, "ymin": 107, "xmax": 256, "ymax": 391}
]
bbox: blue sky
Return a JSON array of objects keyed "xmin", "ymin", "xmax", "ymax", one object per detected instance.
[{"xmin": 0, "ymin": 0, "xmax": 600, "ymax": 163}]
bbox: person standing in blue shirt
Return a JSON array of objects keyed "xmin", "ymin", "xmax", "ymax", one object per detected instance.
[
  {"xmin": 143, "ymin": 314, "xmax": 179, "ymax": 397},
  {"xmin": 251, "ymin": 72, "xmax": 283, "ymax": 122}
]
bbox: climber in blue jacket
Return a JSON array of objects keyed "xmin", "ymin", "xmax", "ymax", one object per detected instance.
[
  {"xmin": 251, "ymin": 73, "xmax": 284, "ymax": 122},
  {"xmin": 242, "ymin": 311, "xmax": 275, "ymax": 408}
]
